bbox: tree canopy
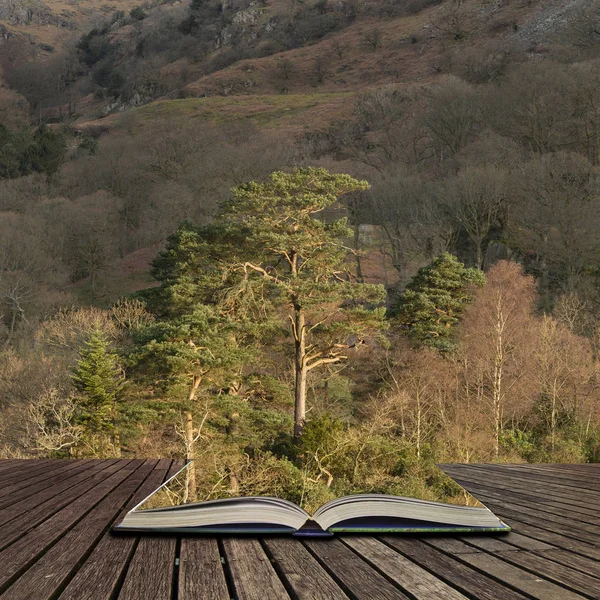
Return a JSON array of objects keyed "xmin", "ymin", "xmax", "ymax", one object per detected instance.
[{"xmin": 394, "ymin": 253, "xmax": 484, "ymax": 351}]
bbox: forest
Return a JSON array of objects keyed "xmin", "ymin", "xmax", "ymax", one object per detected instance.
[{"xmin": 1, "ymin": 0, "xmax": 600, "ymax": 506}]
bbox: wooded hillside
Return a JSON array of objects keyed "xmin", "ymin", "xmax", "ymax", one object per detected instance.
[{"xmin": 1, "ymin": 0, "xmax": 600, "ymax": 503}]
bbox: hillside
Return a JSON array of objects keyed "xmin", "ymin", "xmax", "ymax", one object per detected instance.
[
  {"xmin": 2, "ymin": 0, "xmax": 600, "ymax": 490},
  {"xmin": 2, "ymin": 0, "xmax": 595, "ymax": 129}
]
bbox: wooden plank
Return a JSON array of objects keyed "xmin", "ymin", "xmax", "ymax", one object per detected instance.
[
  {"xmin": 0, "ymin": 460, "xmax": 62, "ymax": 485},
  {"xmin": 58, "ymin": 459, "xmax": 176, "ymax": 600},
  {"xmin": 0, "ymin": 460, "xmax": 156, "ymax": 600},
  {"xmin": 304, "ymin": 538, "xmax": 409, "ymax": 600},
  {"xmin": 0, "ymin": 460, "xmax": 20, "ymax": 473},
  {"xmin": 0, "ymin": 460, "xmax": 67, "ymax": 494},
  {"xmin": 343, "ymin": 536, "xmax": 468, "ymax": 600},
  {"xmin": 178, "ymin": 539, "xmax": 230, "ymax": 600},
  {"xmin": 117, "ymin": 461, "xmax": 184, "ymax": 600},
  {"xmin": 117, "ymin": 537, "xmax": 176, "ymax": 600},
  {"xmin": 0, "ymin": 459, "xmax": 90, "ymax": 498},
  {"xmin": 455, "ymin": 483, "xmax": 600, "ymax": 527},
  {"xmin": 460, "ymin": 532, "xmax": 554, "ymax": 553},
  {"xmin": 461, "ymin": 536, "xmax": 600, "ymax": 588},
  {"xmin": 263, "ymin": 537, "xmax": 348, "ymax": 600},
  {"xmin": 0, "ymin": 460, "xmax": 119, "ymax": 549},
  {"xmin": 0, "ymin": 460, "xmax": 98, "ymax": 509},
  {"xmin": 493, "ymin": 515, "xmax": 600, "ymax": 561},
  {"xmin": 468, "ymin": 494, "xmax": 600, "ymax": 546},
  {"xmin": 58, "ymin": 459, "xmax": 178, "ymax": 600},
  {"xmin": 0, "ymin": 459, "xmax": 47, "ymax": 475},
  {"xmin": 444, "ymin": 464, "xmax": 600, "ymax": 503},
  {"xmin": 443, "ymin": 467, "xmax": 600, "ymax": 509},
  {"xmin": 382, "ymin": 537, "xmax": 530, "ymax": 600},
  {"xmin": 471, "ymin": 463, "xmax": 600, "ymax": 482},
  {"xmin": 424, "ymin": 538, "xmax": 588, "ymax": 600},
  {"xmin": 441, "ymin": 470, "xmax": 600, "ymax": 520},
  {"xmin": 222, "ymin": 538, "xmax": 291, "ymax": 600},
  {"xmin": 446, "ymin": 465, "xmax": 600, "ymax": 499},
  {"xmin": 0, "ymin": 460, "xmax": 137, "ymax": 591},
  {"xmin": 540, "ymin": 548, "xmax": 600, "ymax": 579}
]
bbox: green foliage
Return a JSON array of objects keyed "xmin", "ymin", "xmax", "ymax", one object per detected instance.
[
  {"xmin": 499, "ymin": 428, "xmax": 536, "ymax": 460},
  {"xmin": 298, "ymin": 414, "xmax": 345, "ymax": 455},
  {"xmin": 132, "ymin": 305, "xmax": 248, "ymax": 409},
  {"xmin": 145, "ymin": 222, "xmax": 251, "ymax": 318},
  {"xmin": 394, "ymin": 253, "xmax": 485, "ymax": 351},
  {"xmin": 71, "ymin": 329, "xmax": 125, "ymax": 434},
  {"xmin": 0, "ymin": 124, "xmax": 66, "ymax": 180},
  {"xmin": 224, "ymin": 167, "xmax": 387, "ymax": 349},
  {"xmin": 224, "ymin": 167, "xmax": 387, "ymax": 434},
  {"xmin": 130, "ymin": 6, "xmax": 147, "ymax": 21},
  {"xmin": 78, "ymin": 134, "xmax": 99, "ymax": 156}
]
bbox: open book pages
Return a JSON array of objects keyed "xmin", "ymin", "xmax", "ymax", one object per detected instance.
[{"xmin": 114, "ymin": 463, "xmax": 510, "ymax": 535}]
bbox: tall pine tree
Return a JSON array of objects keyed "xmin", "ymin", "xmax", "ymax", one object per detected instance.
[{"xmin": 224, "ymin": 168, "xmax": 387, "ymax": 436}]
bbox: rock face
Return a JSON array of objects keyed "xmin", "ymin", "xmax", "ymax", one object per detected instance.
[{"xmin": 0, "ymin": 0, "xmax": 73, "ymax": 27}]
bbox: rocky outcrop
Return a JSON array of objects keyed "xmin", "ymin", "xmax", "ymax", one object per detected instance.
[{"xmin": 0, "ymin": 0, "xmax": 74, "ymax": 28}]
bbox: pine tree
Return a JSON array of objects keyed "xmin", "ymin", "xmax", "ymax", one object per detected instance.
[
  {"xmin": 72, "ymin": 328, "xmax": 125, "ymax": 435},
  {"xmin": 395, "ymin": 253, "xmax": 484, "ymax": 351},
  {"xmin": 224, "ymin": 167, "xmax": 387, "ymax": 436}
]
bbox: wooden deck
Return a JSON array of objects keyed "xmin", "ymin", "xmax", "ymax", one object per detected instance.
[{"xmin": 0, "ymin": 460, "xmax": 598, "ymax": 600}]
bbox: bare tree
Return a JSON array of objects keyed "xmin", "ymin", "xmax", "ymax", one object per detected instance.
[
  {"xmin": 461, "ymin": 262, "xmax": 538, "ymax": 458},
  {"xmin": 445, "ymin": 166, "xmax": 508, "ymax": 270},
  {"xmin": 430, "ymin": 0, "xmax": 470, "ymax": 41},
  {"xmin": 24, "ymin": 390, "xmax": 82, "ymax": 456},
  {"xmin": 312, "ymin": 55, "xmax": 331, "ymax": 84},
  {"xmin": 362, "ymin": 28, "xmax": 383, "ymax": 50}
]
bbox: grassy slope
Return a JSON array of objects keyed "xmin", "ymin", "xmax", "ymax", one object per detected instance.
[{"xmin": 74, "ymin": 0, "xmax": 555, "ymax": 134}]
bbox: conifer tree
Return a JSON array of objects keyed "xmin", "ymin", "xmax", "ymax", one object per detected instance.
[
  {"xmin": 72, "ymin": 328, "xmax": 124, "ymax": 440},
  {"xmin": 224, "ymin": 168, "xmax": 387, "ymax": 436},
  {"xmin": 395, "ymin": 253, "xmax": 484, "ymax": 351}
]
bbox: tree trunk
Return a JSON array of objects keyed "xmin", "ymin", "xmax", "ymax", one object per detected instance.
[
  {"xmin": 184, "ymin": 410, "xmax": 197, "ymax": 502},
  {"xmin": 294, "ymin": 307, "xmax": 307, "ymax": 438},
  {"xmin": 353, "ymin": 224, "xmax": 364, "ymax": 283}
]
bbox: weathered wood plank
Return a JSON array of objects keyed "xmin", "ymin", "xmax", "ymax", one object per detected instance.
[
  {"xmin": 116, "ymin": 460, "xmax": 185, "ymax": 600},
  {"xmin": 0, "ymin": 459, "xmax": 119, "ymax": 549},
  {"xmin": 443, "ymin": 464, "xmax": 600, "ymax": 501},
  {"xmin": 0, "ymin": 460, "xmax": 62, "ymax": 485},
  {"xmin": 491, "ymin": 515, "xmax": 600, "ymax": 561},
  {"xmin": 304, "ymin": 538, "xmax": 409, "ymax": 600},
  {"xmin": 468, "ymin": 495, "xmax": 600, "ymax": 546},
  {"xmin": 424, "ymin": 538, "xmax": 588, "ymax": 600},
  {"xmin": 0, "ymin": 460, "xmax": 137, "ymax": 592},
  {"xmin": 0, "ymin": 460, "xmax": 156, "ymax": 600},
  {"xmin": 440, "ymin": 471, "xmax": 600, "ymax": 520},
  {"xmin": 343, "ymin": 536, "xmax": 468, "ymax": 600},
  {"xmin": 58, "ymin": 459, "xmax": 178, "ymax": 600},
  {"xmin": 117, "ymin": 537, "xmax": 177, "ymax": 600},
  {"xmin": 0, "ymin": 460, "xmax": 20, "ymax": 472},
  {"xmin": 461, "ymin": 536, "xmax": 600, "ymax": 590},
  {"xmin": 178, "ymin": 539, "xmax": 230, "ymax": 600},
  {"xmin": 0, "ymin": 460, "xmax": 97, "ymax": 509},
  {"xmin": 443, "ymin": 466, "xmax": 600, "ymax": 508},
  {"xmin": 222, "ymin": 538, "xmax": 291, "ymax": 600},
  {"xmin": 382, "ymin": 537, "xmax": 530, "ymax": 600},
  {"xmin": 264, "ymin": 537, "xmax": 348, "ymax": 600},
  {"xmin": 446, "ymin": 465, "xmax": 600, "ymax": 498}
]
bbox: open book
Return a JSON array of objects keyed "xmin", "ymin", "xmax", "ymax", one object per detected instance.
[{"xmin": 114, "ymin": 463, "xmax": 510, "ymax": 537}]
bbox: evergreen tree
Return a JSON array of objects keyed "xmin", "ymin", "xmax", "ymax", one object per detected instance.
[
  {"xmin": 223, "ymin": 167, "xmax": 387, "ymax": 436},
  {"xmin": 395, "ymin": 253, "xmax": 484, "ymax": 351},
  {"xmin": 72, "ymin": 328, "xmax": 125, "ymax": 437}
]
